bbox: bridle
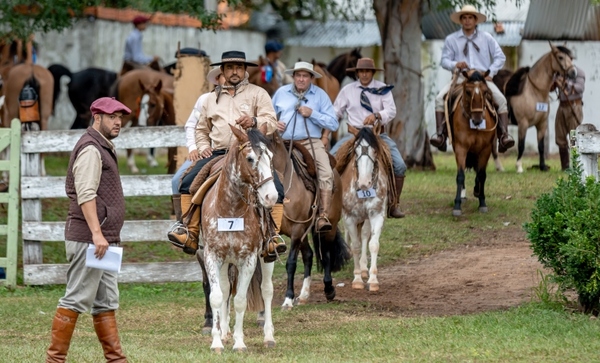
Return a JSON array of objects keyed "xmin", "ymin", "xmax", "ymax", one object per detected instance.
[
  {"xmin": 235, "ymin": 140, "xmax": 274, "ymax": 205},
  {"xmin": 353, "ymin": 136, "xmax": 379, "ymax": 190}
]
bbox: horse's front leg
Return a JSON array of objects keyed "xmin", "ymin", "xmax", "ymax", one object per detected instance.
[
  {"xmin": 516, "ymin": 123, "xmax": 528, "ymax": 173},
  {"xmin": 366, "ymin": 215, "xmax": 383, "ymax": 292},
  {"xmin": 537, "ymin": 126, "xmax": 549, "ymax": 171},
  {"xmin": 282, "ymin": 235, "xmax": 302, "ymax": 310},
  {"xmin": 218, "ymin": 264, "xmax": 231, "ymax": 343},
  {"xmin": 315, "ymin": 232, "xmax": 336, "ymax": 301},
  {"xmin": 298, "ymin": 236, "xmax": 314, "ymax": 304},
  {"xmin": 453, "ymin": 167, "xmax": 466, "ymax": 216},
  {"xmin": 231, "ymin": 255, "xmax": 258, "ymax": 353},
  {"xmin": 205, "ymin": 255, "xmax": 225, "ymax": 353},
  {"xmin": 344, "ymin": 219, "xmax": 364, "ymax": 290},
  {"xmin": 196, "ymin": 253, "xmax": 213, "ymax": 335},
  {"xmin": 259, "ymin": 258, "xmax": 276, "ymax": 348},
  {"xmin": 127, "ymin": 149, "xmax": 139, "ymax": 174},
  {"xmin": 476, "ymin": 167, "xmax": 488, "ymax": 213}
]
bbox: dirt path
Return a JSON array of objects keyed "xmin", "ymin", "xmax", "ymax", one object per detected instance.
[{"xmin": 289, "ymin": 228, "xmax": 545, "ymax": 316}]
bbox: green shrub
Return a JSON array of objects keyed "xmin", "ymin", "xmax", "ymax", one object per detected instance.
[{"xmin": 524, "ymin": 151, "xmax": 600, "ymax": 315}]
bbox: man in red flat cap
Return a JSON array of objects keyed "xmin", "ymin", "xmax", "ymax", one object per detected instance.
[
  {"xmin": 46, "ymin": 97, "xmax": 130, "ymax": 363},
  {"xmin": 123, "ymin": 15, "xmax": 158, "ymax": 67}
]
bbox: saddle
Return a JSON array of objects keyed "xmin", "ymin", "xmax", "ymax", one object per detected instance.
[
  {"xmin": 447, "ymin": 82, "xmax": 498, "ymax": 123},
  {"xmin": 189, "ymin": 155, "xmax": 226, "ymax": 205},
  {"xmin": 284, "ymin": 140, "xmax": 337, "ymax": 194}
]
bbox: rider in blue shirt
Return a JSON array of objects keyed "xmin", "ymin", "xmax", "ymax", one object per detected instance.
[{"xmin": 123, "ymin": 16, "xmax": 157, "ymax": 65}]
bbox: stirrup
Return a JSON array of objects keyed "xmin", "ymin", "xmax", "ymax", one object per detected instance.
[
  {"xmin": 316, "ymin": 216, "xmax": 332, "ymax": 232},
  {"xmin": 262, "ymin": 235, "xmax": 286, "ymax": 263},
  {"xmin": 167, "ymin": 222, "xmax": 201, "ymax": 254}
]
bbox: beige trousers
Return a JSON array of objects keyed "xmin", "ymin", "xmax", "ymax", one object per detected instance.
[
  {"xmin": 435, "ymin": 74, "xmax": 508, "ymax": 113},
  {"xmin": 300, "ymin": 138, "xmax": 333, "ymax": 191}
]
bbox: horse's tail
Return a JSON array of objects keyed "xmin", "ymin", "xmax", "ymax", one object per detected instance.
[
  {"xmin": 47, "ymin": 64, "xmax": 72, "ymax": 115},
  {"xmin": 313, "ymin": 228, "xmax": 351, "ymax": 273},
  {"xmin": 245, "ymin": 257, "xmax": 265, "ymax": 312}
]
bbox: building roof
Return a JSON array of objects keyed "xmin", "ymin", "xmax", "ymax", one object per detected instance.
[
  {"xmin": 285, "ymin": 20, "xmax": 381, "ymax": 48},
  {"xmin": 522, "ymin": 0, "xmax": 599, "ymax": 40}
]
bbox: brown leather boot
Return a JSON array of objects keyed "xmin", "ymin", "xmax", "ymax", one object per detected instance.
[
  {"xmin": 316, "ymin": 189, "xmax": 333, "ymax": 232},
  {"xmin": 430, "ymin": 111, "xmax": 447, "ymax": 152},
  {"xmin": 46, "ymin": 307, "xmax": 79, "ymax": 363},
  {"xmin": 167, "ymin": 194, "xmax": 200, "ymax": 255},
  {"xmin": 559, "ymin": 147, "xmax": 570, "ymax": 171},
  {"xmin": 389, "ymin": 175, "xmax": 406, "ymax": 218},
  {"xmin": 171, "ymin": 194, "xmax": 182, "ymax": 221},
  {"xmin": 93, "ymin": 311, "xmax": 127, "ymax": 363},
  {"xmin": 263, "ymin": 203, "xmax": 287, "ymax": 262},
  {"xmin": 497, "ymin": 113, "xmax": 515, "ymax": 153}
]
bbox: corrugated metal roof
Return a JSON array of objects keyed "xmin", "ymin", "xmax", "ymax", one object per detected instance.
[
  {"xmin": 478, "ymin": 21, "xmax": 524, "ymax": 47},
  {"xmin": 285, "ymin": 20, "xmax": 381, "ymax": 47},
  {"xmin": 522, "ymin": 0, "xmax": 591, "ymax": 40},
  {"xmin": 422, "ymin": 8, "xmax": 458, "ymax": 40}
]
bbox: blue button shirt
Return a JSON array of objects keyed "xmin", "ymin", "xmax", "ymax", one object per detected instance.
[
  {"xmin": 272, "ymin": 83, "xmax": 338, "ymax": 140},
  {"xmin": 124, "ymin": 29, "xmax": 153, "ymax": 64}
]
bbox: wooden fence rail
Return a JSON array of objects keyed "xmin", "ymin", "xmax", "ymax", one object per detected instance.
[{"xmin": 21, "ymin": 125, "xmax": 202, "ymax": 285}]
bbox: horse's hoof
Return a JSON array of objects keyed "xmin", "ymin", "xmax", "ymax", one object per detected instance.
[
  {"xmin": 479, "ymin": 206, "xmax": 488, "ymax": 213},
  {"xmin": 452, "ymin": 209, "xmax": 462, "ymax": 217},
  {"xmin": 256, "ymin": 319, "xmax": 265, "ymax": 327},
  {"xmin": 296, "ymin": 297, "xmax": 308, "ymax": 305},
  {"xmin": 202, "ymin": 326, "xmax": 212, "ymax": 335},
  {"xmin": 281, "ymin": 305, "xmax": 293, "ymax": 311},
  {"xmin": 233, "ymin": 347, "xmax": 248, "ymax": 353},
  {"xmin": 325, "ymin": 290, "xmax": 336, "ymax": 301},
  {"xmin": 352, "ymin": 281, "xmax": 365, "ymax": 290},
  {"xmin": 264, "ymin": 340, "xmax": 276, "ymax": 348},
  {"xmin": 211, "ymin": 347, "xmax": 224, "ymax": 354},
  {"xmin": 367, "ymin": 283, "xmax": 379, "ymax": 292}
]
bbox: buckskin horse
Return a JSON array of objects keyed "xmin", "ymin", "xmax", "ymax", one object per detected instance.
[
  {"xmin": 199, "ymin": 126, "xmax": 278, "ymax": 353},
  {"xmin": 450, "ymin": 70, "xmax": 496, "ymax": 216},
  {"xmin": 493, "ymin": 42, "xmax": 575, "ymax": 173},
  {"xmin": 48, "ymin": 64, "xmax": 118, "ymax": 129},
  {"xmin": 335, "ymin": 125, "xmax": 392, "ymax": 292}
]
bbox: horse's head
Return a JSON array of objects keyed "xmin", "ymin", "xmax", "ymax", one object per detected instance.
[
  {"xmin": 461, "ymin": 70, "xmax": 491, "ymax": 126},
  {"xmin": 138, "ymin": 79, "xmax": 164, "ymax": 126},
  {"xmin": 346, "ymin": 48, "xmax": 363, "ymax": 80},
  {"xmin": 549, "ymin": 42, "xmax": 576, "ymax": 79},
  {"xmin": 348, "ymin": 125, "xmax": 381, "ymax": 190},
  {"xmin": 230, "ymin": 125, "xmax": 278, "ymax": 209},
  {"xmin": 247, "ymin": 56, "xmax": 280, "ymax": 96}
]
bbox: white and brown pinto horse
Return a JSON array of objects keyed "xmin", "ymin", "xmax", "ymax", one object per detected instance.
[
  {"xmin": 493, "ymin": 42, "xmax": 575, "ymax": 173},
  {"xmin": 201, "ymin": 126, "xmax": 278, "ymax": 353},
  {"xmin": 336, "ymin": 125, "xmax": 390, "ymax": 292}
]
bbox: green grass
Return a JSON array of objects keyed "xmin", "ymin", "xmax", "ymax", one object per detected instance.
[{"xmin": 2, "ymin": 150, "xmax": 595, "ymax": 362}]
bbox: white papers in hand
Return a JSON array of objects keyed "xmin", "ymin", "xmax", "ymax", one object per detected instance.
[{"xmin": 85, "ymin": 245, "xmax": 123, "ymax": 273}]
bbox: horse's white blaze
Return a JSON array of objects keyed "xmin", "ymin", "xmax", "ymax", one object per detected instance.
[
  {"xmin": 255, "ymin": 144, "xmax": 277, "ymax": 209},
  {"xmin": 0, "ymin": 95, "xmax": 5, "ymax": 109},
  {"xmin": 356, "ymin": 139, "xmax": 376, "ymax": 189},
  {"xmin": 138, "ymin": 94, "xmax": 150, "ymax": 127}
]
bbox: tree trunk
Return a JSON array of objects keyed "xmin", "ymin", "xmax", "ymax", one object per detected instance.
[{"xmin": 373, "ymin": 0, "xmax": 435, "ymax": 170}]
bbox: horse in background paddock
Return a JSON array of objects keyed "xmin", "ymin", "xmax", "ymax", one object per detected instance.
[
  {"xmin": 450, "ymin": 70, "xmax": 496, "ymax": 216},
  {"xmin": 493, "ymin": 42, "xmax": 575, "ymax": 173},
  {"xmin": 326, "ymin": 48, "xmax": 362, "ymax": 85},
  {"xmin": 48, "ymin": 64, "xmax": 117, "ymax": 129},
  {"xmin": 336, "ymin": 125, "xmax": 390, "ymax": 292}
]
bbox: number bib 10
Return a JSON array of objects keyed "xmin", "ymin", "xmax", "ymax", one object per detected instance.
[{"xmin": 357, "ymin": 188, "xmax": 376, "ymax": 199}]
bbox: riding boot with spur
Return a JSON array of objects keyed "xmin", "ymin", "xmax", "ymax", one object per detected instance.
[
  {"xmin": 497, "ymin": 113, "xmax": 515, "ymax": 153},
  {"xmin": 559, "ymin": 147, "xmax": 571, "ymax": 171},
  {"xmin": 171, "ymin": 194, "xmax": 182, "ymax": 221},
  {"xmin": 429, "ymin": 111, "xmax": 447, "ymax": 152},
  {"xmin": 167, "ymin": 193, "xmax": 200, "ymax": 255},
  {"xmin": 46, "ymin": 307, "xmax": 79, "ymax": 363},
  {"xmin": 263, "ymin": 203, "xmax": 287, "ymax": 263},
  {"xmin": 388, "ymin": 175, "xmax": 406, "ymax": 218},
  {"xmin": 316, "ymin": 189, "xmax": 333, "ymax": 232},
  {"xmin": 93, "ymin": 311, "xmax": 127, "ymax": 363}
]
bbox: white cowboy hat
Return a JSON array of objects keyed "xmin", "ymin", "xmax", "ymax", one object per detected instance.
[
  {"xmin": 284, "ymin": 61, "xmax": 322, "ymax": 79},
  {"xmin": 450, "ymin": 5, "xmax": 487, "ymax": 25},
  {"xmin": 207, "ymin": 66, "xmax": 249, "ymax": 86}
]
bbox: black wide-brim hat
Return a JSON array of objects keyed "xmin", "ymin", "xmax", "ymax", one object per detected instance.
[{"xmin": 210, "ymin": 50, "xmax": 258, "ymax": 67}]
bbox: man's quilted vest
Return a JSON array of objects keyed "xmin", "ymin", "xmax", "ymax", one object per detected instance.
[{"xmin": 65, "ymin": 127, "xmax": 125, "ymax": 243}]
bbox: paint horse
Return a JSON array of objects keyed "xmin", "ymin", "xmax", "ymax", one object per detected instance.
[
  {"xmin": 450, "ymin": 70, "xmax": 496, "ymax": 216},
  {"xmin": 336, "ymin": 125, "xmax": 392, "ymax": 292},
  {"xmin": 493, "ymin": 42, "xmax": 575, "ymax": 173},
  {"xmin": 200, "ymin": 126, "xmax": 278, "ymax": 353}
]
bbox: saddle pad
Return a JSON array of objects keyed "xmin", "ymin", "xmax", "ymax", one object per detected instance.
[
  {"xmin": 191, "ymin": 171, "xmax": 221, "ymax": 205},
  {"xmin": 189, "ymin": 155, "xmax": 226, "ymax": 196}
]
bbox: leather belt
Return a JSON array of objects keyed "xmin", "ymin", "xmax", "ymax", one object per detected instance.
[{"xmin": 560, "ymin": 99, "xmax": 582, "ymax": 107}]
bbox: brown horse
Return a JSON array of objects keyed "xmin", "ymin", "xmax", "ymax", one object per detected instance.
[
  {"xmin": 200, "ymin": 126, "xmax": 278, "ymax": 352},
  {"xmin": 270, "ymin": 131, "xmax": 350, "ymax": 309},
  {"xmin": 326, "ymin": 48, "xmax": 363, "ymax": 84},
  {"xmin": 493, "ymin": 43, "xmax": 575, "ymax": 173},
  {"xmin": 247, "ymin": 56, "xmax": 280, "ymax": 96},
  {"xmin": 113, "ymin": 68, "xmax": 174, "ymax": 173},
  {"xmin": 450, "ymin": 70, "xmax": 496, "ymax": 217}
]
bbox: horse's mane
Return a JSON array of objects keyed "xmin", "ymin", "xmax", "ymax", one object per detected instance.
[
  {"xmin": 334, "ymin": 135, "xmax": 357, "ymax": 175},
  {"xmin": 505, "ymin": 67, "xmax": 530, "ymax": 99},
  {"xmin": 467, "ymin": 71, "xmax": 486, "ymax": 82},
  {"xmin": 247, "ymin": 128, "xmax": 272, "ymax": 152},
  {"xmin": 334, "ymin": 128, "xmax": 390, "ymax": 176}
]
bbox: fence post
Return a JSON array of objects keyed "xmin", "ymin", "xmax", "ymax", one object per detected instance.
[
  {"xmin": 0, "ymin": 119, "xmax": 22, "ymax": 287},
  {"xmin": 572, "ymin": 124, "xmax": 600, "ymax": 183}
]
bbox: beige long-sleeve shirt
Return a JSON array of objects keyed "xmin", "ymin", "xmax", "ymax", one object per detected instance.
[{"xmin": 195, "ymin": 82, "xmax": 277, "ymax": 153}]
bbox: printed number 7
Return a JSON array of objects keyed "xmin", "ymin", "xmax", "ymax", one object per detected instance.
[{"xmin": 228, "ymin": 220, "xmax": 234, "ymax": 229}]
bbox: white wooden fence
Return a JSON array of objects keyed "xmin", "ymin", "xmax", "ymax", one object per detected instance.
[
  {"xmin": 21, "ymin": 125, "xmax": 203, "ymax": 285},
  {"xmin": 572, "ymin": 123, "xmax": 600, "ymax": 181}
]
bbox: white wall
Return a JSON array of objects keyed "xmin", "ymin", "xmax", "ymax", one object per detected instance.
[{"xmin": 35, "ymin": 19, "xmax": 265, "ymax": 130}]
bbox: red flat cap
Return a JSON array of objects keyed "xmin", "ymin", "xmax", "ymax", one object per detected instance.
[
  {"xmin": 132, "ymin": 15, "xmax": 151, "ymax": 25},
  {"xmin": 90, "ymin": 97, "xmax": 131, "ymax": 116}
]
